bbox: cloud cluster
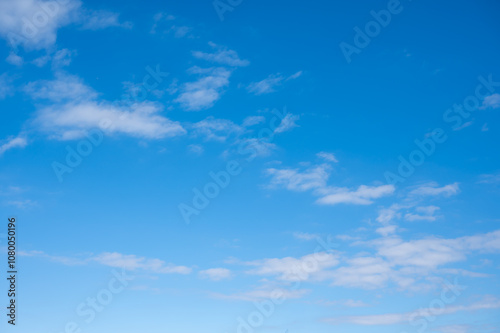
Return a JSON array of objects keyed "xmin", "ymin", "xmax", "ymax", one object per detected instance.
[
  {"xmin": 247, "ymin": 71, "xmax": 302, "ymax": 95},
  {"xmin": 26, "ymin": 73, "xmax": 185, "ymax": 140},
  {"xmin": 0, "ymin": 0, "xmax": 128, "ymax": 50},
  {"xmin": 265, "ymin": 158, "xmax": 394, "ymax": 205}
]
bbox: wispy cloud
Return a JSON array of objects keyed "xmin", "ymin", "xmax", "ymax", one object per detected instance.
[
  {"xmin": 316, "ymin": 151, "xmax": 338, "ymax": 163},
  {"xmin": 191, "ymin": 116, "xmax": 242, "ymax": 141},
  {"xmin": 326, "ymin": 296, "xmax": 500, "ymax": 325},
  {"xmin": 242, "ymin": 115, "xmax": 266, "ymax": 127},
  {"xmin": 175, "ymin": 67, "xmax": 231, "ymax": 111},
  {"xmin": 0, "ymin": 73, "xmax": 14, "ymax": 99},
  {"xmin": 274, "ymin": 113, "xmax": 299, "ymax": 133},
  {"xmin": 247, "ymin": 71, "xmax": 302, "ymax": 95},
  {"xmin": 199, "ymin": 268, "xmax": 232, "ymax": 281},
  {"xmin": 265, "ymin": 158, "xmax": 394, "ymax": 206},
  {"xmin": 0, "ymin": 135, "xmax": 27, "ymax": 156},
  {"xmin": 293, "ymin": 232, "xmax": 320, "ymax": 241},
  {"xmin": 21, "ymin": 250, "xmax": 192, "ymax": 274},
  {"xmin": 316, "ymin": 185, "xmax": 395, "ymax": 205},
  {"xmin": 0, "ymin": 0, "xmax": 129, "ymax": 50},
  {"xmin": 409, "ymin": 182, "xmax": 460, "ymax": 197},
  {"xmin": 481, "ymin": 93, "xmax": 500, "ymax": 109},
  {"xmin": 266, "ymin": 164, "xmax": 331, "ymax": 192},
  {"xmin": 193, "ymin": 42, "xmax": 249, "ymax": 67},
  {"xmin": 245, "ymin": 252, "xmax": 339, "ymax": 282}
]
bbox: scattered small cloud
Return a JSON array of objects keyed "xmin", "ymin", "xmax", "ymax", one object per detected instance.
[
  {"xmin": 193, "ymin": 42, "xmax": 249, "ymax": 67},
  {"xmin": 0, "ymin": 135, "xmax": 27, "ymax": 156},
  {"xmin": 481, "ymin": 93, "xmax": 500, "ymax": 109},
  {"xmin": 293, "ymin": 232, "xmax": 320, "ymax": 241},
  {"xmin": 409, "ymin": 182, "xmax": 460, "ymax": 197},
  {"xmin": 175, "ymin": 67, "xmax": 231, "ymax": 111},
  {"xmin": 188, "ymin": 144, "xmax": 204, "ymax": 155},
  {"xmin": 6, "ymin": 199, "xmax": 37, "ymax": 209},
  {"xmin": 199, "ymin": 268, "xmax": 232, "ymax": 281},
  {"xmin": 316, "ymin": 152, "xmax": 338, "ymax": 163},
  {"xmin": 242, "ymin": 115, "xmax": 266, "ymax": 127},
  {"xmin": 247, "ymin": 71, "xmax": 302, "ymax": 95},
  {"xmin": 316, "ymin": 185, "xmax": 395, "ymax": 206},
  {"xmin": 274, "ymin": 113, "xmax": 299, "ymax": 133},
  {"xmin": 6, "ymin": 52, "xmax": 23, "ymax": 66}
]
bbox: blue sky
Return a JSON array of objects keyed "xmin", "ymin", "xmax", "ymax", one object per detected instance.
[{"xmin": 1, "ymin": 0, "xmax": 500, "ymax": 332}]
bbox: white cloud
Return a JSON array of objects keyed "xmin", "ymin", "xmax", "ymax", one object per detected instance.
[
  {"xmin": 20, "ymin": 250, "xmax": 191, "ymax": 274},
  {"xmin": 404, "ymin": 213, "xmax": 436, "ymax": 222},
  {"xmin": 404, "ymin": 205, "xmax": 440, "ymax": 222},
  {"xmin": 274, "ymin": 113, "xmax": 299, "ymax": 133},
  {"xmin": 6, "ymin": 199, "xmax": 36, "ymax": 208},
  {"xmin": 0, "ymin": 73, "xmax": 14, "ymax": 99},
  {"xmin": 266, "ymin": 160, "xmax": 393, "ymax": 206},
  {"xmin": 329, "ymin": 230, "xmax": 500, "ymax": 291},
  {"xmin": 245, "ymin": 252, "xmax": 339, "ymax": 282},
  {"xmin": 316, "ymin": 299, "xmax": 369, "ymax": 307},
  {"xmin": 19, "ymin": 250, "xmax": 87, "ymax": 266},
  {"xmin": 266, "ymin": 164, "xmax": 331, "ymax": 192},
  {"xmin": 0, "ymin": 0, "xmax": 80, "ymax": 49},
  {"xmin": 247, "ymin": 71, "xmax": 302, "ymax": 95},
  {"xmin": 27, "ymin": 73, "xmax": 186, "ymax": 140},
  {"xmin": 327, "ymin": 296, "xmax": 500, "ymax": 325},
  {"xmin": 316, "ymin": 185, "xmax": 395, "ymax": 205},
  {"xmin": 242, "ymin": 115, "xmax": 265, "ymax": 127},
  {"xmin": 477, "ymin": 172, "xmax": 500, "ymax": 184},
  {"xmin": 188, "ymin": 144, "xmax": 204, "ymax": 155},
  {"xmin": 293, "ymin": 232, "xmax": 320, "ymax": 241},
  {"xmin": 330, "ymin": 256, "xmax": 394, "ymax": 289},
  {"xmin": 287, "ymin": 71, "xmax": 303, "ymax": 80},
  {"xmin": 374, "ymin": 237, "xmax": 464, "ymax": 268},
  {"xmin": 150, "ymin": 12, "xmax": 191, "ymax": 37},
  {"xmin": 171, "ymin": 25, "xmax": 191, "ymax": 38},
  {"xmin": 212, "ymin": 286, "xmax": 310, "ymax": 302},
  {"xmin": 92, "ymin": 252, "xmax": 191, "ymax": 274},
  {"xmin": 0, "ymin": 0, "xmax": 128, "ymax": 50},
  {"xmin": 193, "ymin": 42, "xmax": 249, "ymax": 67},
  {"xmin": 6, "ymin": 52, "xmax": 23, "ymax": 66},
  {"xmin": 51, "ymin": 48, "xmax": 75, "ymax": 68},
  {"xmin": 25, "ymin": 72, "xmax": 97, "ymax": 102},
  {"xmin": 247, "ymin": 74, "xmax": 283, "ymax": 95},
  {"xmin": 409, "ymin": 182, "xmax": 460, "ymax": 197},
  {"xmin": 376, "ymin": 204, "xmax": 402, "ymax": 224},
  {"xmin": 316, "ymin": 151, "xmax": 338, "ymax": 163},
  {"xmin": 36, "ymin": 100, "xmax": 185, "ymax": 140},
  {"xmin": 31, "ymin": 48, "xmax": 74, "ymax": 68},
  {"xmin": 199, "ymin": 268, "xmax": 232, "ymax": 281},
  {"xmin": 238, "ymin": 138, "xmax": 277, "ymax": 157},
  {"xmin": 0, "ymin": 136, "xmax": 28, "ymax": 155},
  {"xmin": 434, "ymin": 325, "xmax": 470, "ymax": 333},
  {"xmin": 191, "ymin": 116, "xmax": 242, "ymax": 141},
  {"xmin": 481, "ymin": 93, "xmax": 500, "ymax": 109},
  {"xmin": 175, "ymin": 67, "xmax": 231, "ymax": 111},
  {"xmin": 79, "ymin": 9, "xmax": 131, "ymax": 30}
]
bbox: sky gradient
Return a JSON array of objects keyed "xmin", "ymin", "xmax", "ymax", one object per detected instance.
[{"xmin": 1, "ymin": 0, "xmax": 500, "ymax": 332}]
